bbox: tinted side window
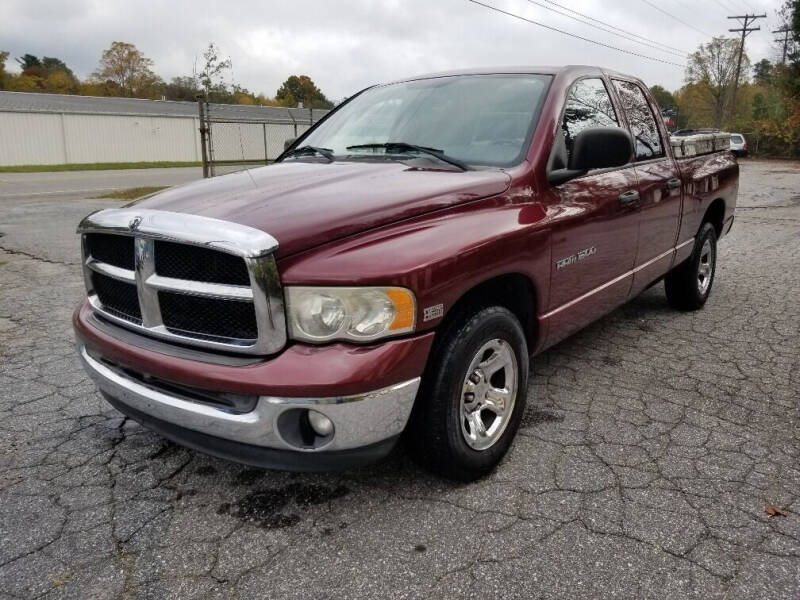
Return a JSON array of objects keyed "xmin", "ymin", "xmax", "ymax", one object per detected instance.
[
  {"xmin": 612, "ymin": 80, "xmax": 664, "ymax": 160},
  {"xmin": 561, "ymin": 78, "xmax": 619, "ymax": 164}
]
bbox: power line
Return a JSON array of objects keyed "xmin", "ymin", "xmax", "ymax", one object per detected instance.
[
  {"xmin": 733, "ymin": 0, "xmax": 759, "ymax": 14},
  {"xmin": 542, "ymin": 0, "xmax": 687, "ymax": 54},
  {"xmin": 525, "ymin": 0, "xmax": 686, "ymax": 57},
  {"xmin": 718, "ymin": 0, "xmax": 746, "ymax": 12},
  {"xmin": 710, "ymin": 0, "xmax": 737, "ymax": 15},
  {"xmin": 465, "ymin": 0, "xmax": 686, "ymax": 67},
  {"xmin": 638, "ymin": 0, "xmax": 714, "ymax": 37},
  {"xmin": 668, "ymin": 0, "xmax": 727, "ymax": 33}
]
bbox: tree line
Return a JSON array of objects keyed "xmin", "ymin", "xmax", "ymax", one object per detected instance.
[
  {"xmin": 1, "ymin": 4, "xmax": 798, "ymax": 156},
  {"xmin": 0, "ymin": 41, "xmax": 334, "ymax": 109},
  {"xmin": 651, "ymin": 0, "xmax": 799, "ymax": 157}
]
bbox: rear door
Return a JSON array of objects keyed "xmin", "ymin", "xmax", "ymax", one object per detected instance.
[
  {"xmin": 544, "ymin": 77, "xmax": 641, "ymax": 347},
  {"xmin": 611, "ymin": 79, "xmax": 682, "ymax": 295}
]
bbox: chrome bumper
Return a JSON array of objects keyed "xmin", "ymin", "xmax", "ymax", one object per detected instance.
[{"xmin": 78, "ymin": 345, "xmax": 420, "ymax": 453}]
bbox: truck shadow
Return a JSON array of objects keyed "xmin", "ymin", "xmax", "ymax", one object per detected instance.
[{"xmin": 134, "ymin": 284, "xmax": 679, "ymax": 531}]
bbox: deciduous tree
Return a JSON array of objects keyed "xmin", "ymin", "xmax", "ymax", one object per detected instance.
[
  {"xmin": 6, "ymin": 74, "xmax": 39, "ymax": 92},
  {"xmin": 275, "ymin": 75, "xmax": 333, "ymax": 109},
  {"xmin": 164, "ymin": 76, "xmax": 200, "ymax": 101},
  {"xmin": 41, "ymin": 57, "xmax": 76, "ymax": 80},
  {"xmin": 7, "ymin": 54, "xmax": 79, "ymax": 93},
  {"xmin": 685, "ymin": 37, "xmax": 746, "ymax": 128},
  {"xmin": 0, "ymin": 51, "xmax": 8, "ymax": 90},
  {"xmin": 91, "ymin": 42, "xmax": 162, "ymax": 98},
  {"xmin": 649, "ymin": 85, "xmax": 676, "ymax": 110},
  {"xmin": 753, "ymin": 59, "xmax": 773, "ymax": 85},
  {"xmin": 196, "ymin": 42, "xmax": 231, "ymax": 101},
  {"xmin": 43, "ymin": 70, "xmax": 79, "ymax": 94}
]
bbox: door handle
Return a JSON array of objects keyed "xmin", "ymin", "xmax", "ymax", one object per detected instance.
[
  {"xmin": 618, "ymin": 190, "xmax": 640, "ymax": 207},
  {"xmin": 667, "ymin": 178, "xmax": 681, "ymax": 189}
]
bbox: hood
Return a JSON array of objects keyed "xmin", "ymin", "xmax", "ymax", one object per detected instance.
[{"xmin": 133, "ymin": 161, "xmax": 511, "ymax": 258}]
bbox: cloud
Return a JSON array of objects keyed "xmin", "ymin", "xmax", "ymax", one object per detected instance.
[{"xmin": 0, "ymin": 0, "xmax": 781, "ymax": 98}]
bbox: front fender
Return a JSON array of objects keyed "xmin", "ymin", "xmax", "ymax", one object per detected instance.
[{"xmin": 278, "ymin": 193, "xmax": 551, "ymax": 337}]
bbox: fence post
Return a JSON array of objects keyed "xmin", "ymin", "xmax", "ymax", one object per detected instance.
[
  {"xmin": 286, "ymin": 108, "xmax": 297, "ymax": 138},
  {"xmin": 263, "ymin": 123, "xmax": 268, "ymax": 164},
  {"xmin": 59, "ymin": 112, "xmax": 70, "ymax": 164},
  {"xmin": 197, "ymin": 96, "xmax": 210, "ymax": 178},
  {"xmin": 206, "ymin": 101, "xmax": 215, "ymax": 177}
]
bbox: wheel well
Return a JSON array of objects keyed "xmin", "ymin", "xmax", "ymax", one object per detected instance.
[
  {"xmin": 440, "ymin": 274, "xmax": 537, "ymax": 347},
  {"xmin": 703, "ymin": 198, "xmax": 726, "ymax": 237}
]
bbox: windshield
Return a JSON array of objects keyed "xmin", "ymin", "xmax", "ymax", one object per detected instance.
[
  {"xmin": 291, "ymin": 74, "xmax": 552, "ymax": 168},
  {"xmin": 731, "ymin": 135, "xmax": 744, "ymax": 143}
]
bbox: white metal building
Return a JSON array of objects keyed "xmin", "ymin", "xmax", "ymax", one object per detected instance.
[{"xmin": 0, "ymin": 91, "xmax": 327, "ymax": 166}]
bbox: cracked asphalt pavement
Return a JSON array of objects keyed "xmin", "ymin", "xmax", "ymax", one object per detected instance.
[{"xmin": 1, "ymin": 160, "xmax": 799, "ymax": 599}]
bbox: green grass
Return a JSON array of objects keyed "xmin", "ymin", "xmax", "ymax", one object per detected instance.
[
  {"xmin": 0, "ymin": 161, "xmax": 202, "ymax": 173},
  {"xmin": 91, "ymin": 186, "xmax": 169, "ymax": 200},
  {"xmin": 0, "ymin": 159, "xmax": 274, "ymax": 173}
]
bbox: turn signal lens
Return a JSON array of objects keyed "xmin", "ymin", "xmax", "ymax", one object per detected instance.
[{"xmin": 386, "ymin": 288, "xmax": 415, "ymax": 330}]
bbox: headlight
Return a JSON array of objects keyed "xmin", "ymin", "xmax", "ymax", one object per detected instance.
[{"xmin": 286, "ymin": 286, "xmax": 416, "ymax": 343}]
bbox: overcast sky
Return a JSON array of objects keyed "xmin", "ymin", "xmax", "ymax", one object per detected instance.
[{"xmin": 1, "ymin": 0, "xmax": 786, "ymax": 100}]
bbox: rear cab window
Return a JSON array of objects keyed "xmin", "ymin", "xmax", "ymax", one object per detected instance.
[{"xmin": 612, "ymin": 80, "xmax": 665, "ymax": 161}]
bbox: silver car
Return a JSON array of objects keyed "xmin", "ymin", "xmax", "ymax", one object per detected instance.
[{"xmin": 730, "ymin": 133, "xmax": 747, "ymax": 156}]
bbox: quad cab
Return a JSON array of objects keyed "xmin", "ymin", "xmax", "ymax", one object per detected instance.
[{"xmin": 74, "ymin": 66, "xmax": 737, "ymax": 480}]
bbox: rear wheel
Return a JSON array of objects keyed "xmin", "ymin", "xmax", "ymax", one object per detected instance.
[
  {"xmin": 408, "ymin": 306, "xmax": 529, "ymax": 481},
  {"xmin": 665, "ymin": 222, "xmax": 717, "ymax": 311}
]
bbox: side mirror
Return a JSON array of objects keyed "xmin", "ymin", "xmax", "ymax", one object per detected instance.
[
  {"xmin": 548, "ymin": 127, "xmax": 633, "ymax": 186},
  {"xmin": 570, "ymin": 127, "xmax": 633, "ymax": 171},
  {"xmin": 284, "ymin": 137, "xmax": 296, "ymax": 151}
]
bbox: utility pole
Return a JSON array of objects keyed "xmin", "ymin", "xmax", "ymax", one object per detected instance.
[
  {"xmin": 728, "ymin": 13, "xmax": 766, "ymax": 116},
  {"xmin": 772, "ymin": 26, "xmax": 792, "ymax": 64}
]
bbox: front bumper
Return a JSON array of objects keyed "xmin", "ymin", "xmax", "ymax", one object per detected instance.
[{"xmin": 79, "ymin": 344, "xmax": 421, "ymax": 470}]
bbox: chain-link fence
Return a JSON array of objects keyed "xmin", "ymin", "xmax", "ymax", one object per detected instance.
[{"xmin": 198, "ymin": 100, "xmax": 329, "ymax": 177}]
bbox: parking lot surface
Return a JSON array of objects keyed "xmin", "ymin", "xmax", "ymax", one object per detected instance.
[{"xmin": 1, "ymin": 160, "xmax": 798, "ymax": 599}]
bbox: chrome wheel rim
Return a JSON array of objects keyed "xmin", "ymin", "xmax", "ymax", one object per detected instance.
[
  {"xmin": 697, "ymin": 239, "xmax": 714, "ymax": 295},
  {"xmin": 460, "ymin": 339, "xmax": 518, "ymax": 451}
]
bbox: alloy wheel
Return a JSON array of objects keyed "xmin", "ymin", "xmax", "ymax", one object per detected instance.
[{"xmin": 460, "ymin": 339, "xmax": 518, "ymax": 451}]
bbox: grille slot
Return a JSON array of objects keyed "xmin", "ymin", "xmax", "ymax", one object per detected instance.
[
  {"xmin": 154, "ymin": 240, "xmax": 250, "ymax": 285},
  {"xmin": 159, "ymin": 291, "xmax": 258, "ymax": 341},
  {"xmin": 85, "ymin": 233, "xmax": 135, "ymax": 270},
  {"xmin": 92, "ymin": 272, "xmax": 141, "ymax": 323}
]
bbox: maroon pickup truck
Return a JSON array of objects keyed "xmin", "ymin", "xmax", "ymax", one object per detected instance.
[{"xmin": 74, "ymin": 66, "xmax": 737, "ymax": 480}]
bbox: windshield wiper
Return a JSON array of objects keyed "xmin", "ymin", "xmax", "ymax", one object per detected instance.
[
  {"xmin": 346, "ymin": 142, "xmax": 469, "ymax": 171},
  {"xmin": 283, "ymin": 145, "xmax": 335, "ymax": 162}
]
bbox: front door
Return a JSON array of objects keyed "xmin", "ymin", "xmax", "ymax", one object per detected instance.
[{"xmin": 544, "ymin": 77, "xmax": 641, "ymax": 347}]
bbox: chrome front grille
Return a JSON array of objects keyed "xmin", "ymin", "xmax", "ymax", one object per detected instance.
[{"xmin": 78, "ymin": 208, "xmax": 286, "ymax": 355}]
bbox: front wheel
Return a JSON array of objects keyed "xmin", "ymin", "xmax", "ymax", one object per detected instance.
[
  {"xmin": 408, "ymin": 306, "xmax": 529, "ymax": 481},
  {"xmin": 665, "ymin": 222, "xmax": 717, "ymax": 311}
]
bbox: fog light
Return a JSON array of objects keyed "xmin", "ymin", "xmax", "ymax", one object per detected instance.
[{"xmin": 307, "ymin": 410, "xmax": 334, "ymax": 436}]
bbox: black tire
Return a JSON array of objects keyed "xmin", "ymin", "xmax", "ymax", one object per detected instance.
[
  {"xmin": 407, "ymin": 306, "xmax": 529, "ymax": 481},
  {"xmin": 665, "ymin": 222, "xmax": 717, "ymax": 311}
]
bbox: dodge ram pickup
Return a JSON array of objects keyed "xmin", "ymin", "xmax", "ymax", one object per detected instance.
[{"xmin": 74, "ymin": 66, "xmax": 738, "ymax": 480}]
